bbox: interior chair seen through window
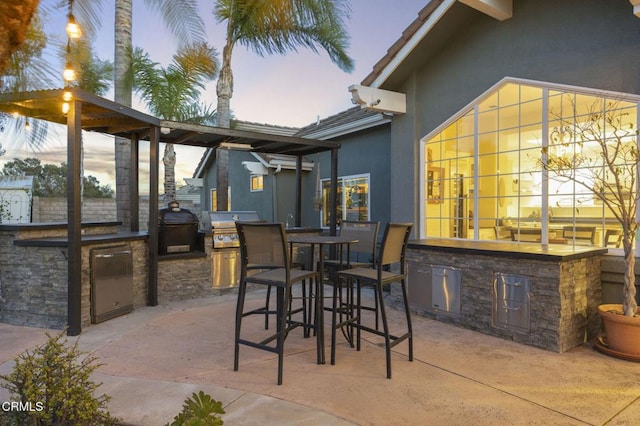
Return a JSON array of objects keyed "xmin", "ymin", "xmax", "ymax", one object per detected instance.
[
  {"xmin": 510, "ymin": 228, "xmax": 542, "ymax": 242},
  {"xmin": 604, "ymin": 229, "xmax": 623, "ymax": 248},
  {"xmin": 234, "ymin": 222, "xmax": 318, "ymax": 385},
  {"xmin": 336, "ymin": 223, "xmax": 413, "ymax": 379},
  {"xmin": 562, "ymin": 226, "xmax": 596, "ymax": 245}
]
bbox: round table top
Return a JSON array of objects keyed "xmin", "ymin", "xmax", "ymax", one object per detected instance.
[{"xmin": 287, "ymin": 234, "xmax": 358, "ymax": 245}]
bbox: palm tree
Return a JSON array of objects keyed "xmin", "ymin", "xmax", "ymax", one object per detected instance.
[
  {"xmin": 1, "ymin": 0, "xmax": 206, "ymax": 218},
  {"xmin": 211, "ymin": 0, "xmax": 354, "ymax": 211},
  {"xmin": 130, "ymin": 42, "xmax": 219, "ymax": 202},
  {"xmin": 114, "ymin": 0, "xmax": 207, "ymax": 229}
]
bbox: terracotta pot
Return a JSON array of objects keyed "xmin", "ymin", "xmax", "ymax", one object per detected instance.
[{"xmin": 598, "ymin": 304, "xmax": 640, "ymax": 357}]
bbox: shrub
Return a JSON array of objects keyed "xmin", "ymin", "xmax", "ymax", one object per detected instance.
[
  {"xmin": 169, "ymin": 391, "xmax": 225, "ymax": 426},
  {"xmin": 0, "ymin": 331, "xmax": 119, "ymax": 425}
]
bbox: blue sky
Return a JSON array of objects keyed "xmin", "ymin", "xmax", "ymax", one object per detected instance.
[{"xmin": 1, "ymin": 0, "xmax": 426, "ymax": 190}]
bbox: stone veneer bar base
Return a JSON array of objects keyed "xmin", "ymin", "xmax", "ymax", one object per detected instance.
[
  {"xmin": 401, "ymin": 239, "xmax": 606, "ymax": 353},
  {"xmin": 0, "ymin": 222, "xmax": 306, "ymax": 331},
  {"xmin": 0, "ymin": 223, "xmax": 148, "ymax": 329}
]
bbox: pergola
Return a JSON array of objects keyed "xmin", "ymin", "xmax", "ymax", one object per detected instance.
[{"xmin": 0, "ymin": 88, "xmax": 341, "ymax": 335}]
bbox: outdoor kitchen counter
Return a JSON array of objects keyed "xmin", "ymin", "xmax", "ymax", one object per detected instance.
[
  {"xmin": 12, "ymin": 232, "xmax": 148, "ymax": 247},
  {"xmin": 0, "ymin": 222, "xmax": 150, "ymax": 330},
  {"xmin": 408, "ymin": 238, "xmax": 607, "ymax": 260},
  {"xmin": 0, "ymin": 221, "xmax": 147, "ymax": 247},
  {"xmin": 404, "ymin": 238, "xmax": 607, "ymax": 353}
]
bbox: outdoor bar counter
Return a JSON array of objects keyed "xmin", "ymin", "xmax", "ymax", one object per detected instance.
[
  {"xmin": 0, "ymin": 222, "xmax": 149, "ymax": 329},
  {"xmin": 0, "ymin": 222, "xmax": 324, "ymax": 331},
  {"xmin": 404, "ymin": 238, "xmax": 607, "ymax": 352}
]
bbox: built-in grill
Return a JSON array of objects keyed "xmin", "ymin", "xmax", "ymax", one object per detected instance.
[
  {"xmin": 209, "ymin": 211, "xmax": 261, "ymax": 287},
  {"xmin": 158, "ymin": 201, "xmax": 201, "ymax": 255}
]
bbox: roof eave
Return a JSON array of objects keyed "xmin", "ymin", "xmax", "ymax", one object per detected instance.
[{"xmin": 300, "ymin": 113, "xmax": 391, "ymax": 140}]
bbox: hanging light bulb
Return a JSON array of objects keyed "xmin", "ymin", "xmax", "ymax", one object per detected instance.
[
  {"xmin": 62, "ymin": 102, "xmax": 70, "ymax": 114},
  {"xmin": 63, "ymin": 90, "xmax": 73, "ymax": 102},
  {"xmin": 25, "ymin": 120, "xmax": 30, "ymax": 130},
  {"xmin": 66, "ymin": 13, "xmax": 81, "ymax": 39},
  {"xmin": 63, "ymin": 60, "xmax": 76, "ymax": 82}
]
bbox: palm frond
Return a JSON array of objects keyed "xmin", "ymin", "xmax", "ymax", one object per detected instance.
[
  {"xmin": 131, "ymin": 44, "xmax": 217, "ymax": 122},
  {"xmin": 218, "ymin": 0, "xmax": 353, "ymax": 72},
  {"xmin": 144, "ymin": 0, "xmax": 207, "ymax": 47}
]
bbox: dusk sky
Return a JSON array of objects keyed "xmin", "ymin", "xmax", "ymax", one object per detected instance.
[{"xmin": 1, "ymin": 1, "xmax": 426, "ymax": 190}]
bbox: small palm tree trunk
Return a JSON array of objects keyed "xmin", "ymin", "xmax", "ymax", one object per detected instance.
[{"xmin": 162, "ymin": 143, "xmax": 176, "ymax": 203}]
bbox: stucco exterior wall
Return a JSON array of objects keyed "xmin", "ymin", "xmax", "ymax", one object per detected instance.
[
  {"xmin": 386, "ymin": 0, "xmax": 640, "ymax": 233},
  {"xmin": 312, "ymin": 125, "xmax": 392, "ymax": 228},
  {"xmin": 200, "ymin": 124, "xmax": 391, "ymax": 229}
]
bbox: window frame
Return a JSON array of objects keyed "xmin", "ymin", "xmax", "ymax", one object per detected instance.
[
  {"xmin": 210, "ymin": 187, "xmax": 231, "ymax": 211},
  {"xmin": 250, "ymin": 174, "xmax": 264, "ymax": 192},
  {"xmin": 320, "ymin": 173, "xmax": 371, "ymax": 228},
  {"xmin": 419, "ymin": 78, "xmax": 640, "ymax": 254}
]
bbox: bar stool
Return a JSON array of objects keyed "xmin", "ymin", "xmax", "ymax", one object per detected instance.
[
  {"xmin": 336, "ymin": 223, "xmax": 413, "ymax": 379},
  {"xmin": 234, "ymin": 222, "xmax": 318, "ymax": 385}
]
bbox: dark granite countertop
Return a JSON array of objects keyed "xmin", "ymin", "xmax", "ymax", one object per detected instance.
[
  {"xmin": 408, "ymin": 238, "xmax": 608, "ymax": 261},
  {"xmin": 13, "ymin": 232, "xmax": 148, "ymax": 247},
  {"xmin": 0, "ymin": 221, "xmax": 121, "ymax": 231}
]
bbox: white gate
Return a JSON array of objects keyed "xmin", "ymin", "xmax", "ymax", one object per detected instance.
[{"xmin": 0, "ymin": 176, "xmax": 33, "ymax": 224}]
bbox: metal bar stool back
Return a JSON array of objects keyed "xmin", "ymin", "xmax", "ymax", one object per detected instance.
[
  {"xmin": 336, "ymin": 222, "xmax": 414, "ymax": 379},
  {"xmin": 234, "ymin": 222, "xmax": 318, "ymax": 385}
]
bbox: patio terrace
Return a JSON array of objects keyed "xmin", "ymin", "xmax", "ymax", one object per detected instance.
[{"xmin": 2, "ymin": 289, "xmax": 639, "ymax": 425}]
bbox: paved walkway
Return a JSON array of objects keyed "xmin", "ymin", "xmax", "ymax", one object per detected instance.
[{"xmin": 2, "ymin": 290, "xmax": 640, "ymax": 425}]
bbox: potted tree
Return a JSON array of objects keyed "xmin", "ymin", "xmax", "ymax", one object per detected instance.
[{"xmin": 544, "ymin": 97, "xmax": 639, "ymax": 359}]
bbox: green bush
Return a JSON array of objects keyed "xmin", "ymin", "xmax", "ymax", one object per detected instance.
[
  {"xmin": 0, "ymin": 331, "xmax": 119, "ymax": 425},
  {"xmin": 169, "ymin": 391, "xmax": 225, "ymax": 426}
]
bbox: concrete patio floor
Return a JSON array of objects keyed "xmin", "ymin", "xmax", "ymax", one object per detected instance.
[{"xmin": 1, "ymin": 289, "xmax": 640, "ymax": 425}]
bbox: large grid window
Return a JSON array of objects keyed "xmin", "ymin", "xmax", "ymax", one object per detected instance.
[
  {"xmin": 422, "ymin": 80, "xmax": 638, "ymax": 249},
  {"xmin": 321, "ymin": 174, "xmax": 370, "ymax": 227}
]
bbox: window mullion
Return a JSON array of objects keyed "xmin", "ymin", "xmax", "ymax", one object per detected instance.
[
  {"xmin": 541, "ymin": 87, "xmax": 549, "ymax": 243},
  {"xmin": 473, "ymin": 105, "xmax": 479, "ymax": 239}
]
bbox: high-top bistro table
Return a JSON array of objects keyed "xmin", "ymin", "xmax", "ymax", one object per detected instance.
[{"xmin": 287, "ymin": 234, "xmax": 358, "ymax": 365}]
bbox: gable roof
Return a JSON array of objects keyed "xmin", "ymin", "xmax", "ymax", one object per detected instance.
[
  {"xmin": 361, "ymin": 0, "xmax": 449, "ymax": 88},
  {"xmin": 363, "ymin": 0, "xmax": 639, "ymax": 89}
]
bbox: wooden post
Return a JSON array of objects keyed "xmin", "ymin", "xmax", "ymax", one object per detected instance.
[{"xmin": 67, "ymin": 99, "xmax": 82, "ymax": 336}]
